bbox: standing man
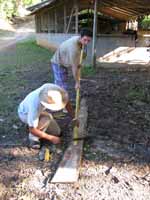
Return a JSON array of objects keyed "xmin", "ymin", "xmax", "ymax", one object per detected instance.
[
  {"xmin": 18, "ymin": 83, "xmax": 76, "ymax": 149},
  {"xmin": 51, "ymin": 28, "xmax": 92, "ymax": 91}
]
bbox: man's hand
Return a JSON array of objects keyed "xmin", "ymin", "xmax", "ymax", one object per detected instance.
[
  {"xmin": 72, "ymin": 118, "xmax": 80, "ymax": 127},
  {"xmin": 75, "ymin": 81, "xmax": 80, "ymax": 90},
  {"xmin": 50, "ymin": 135, "xmax": 61, "ymax": 144},
  {"xmin": 78, "ymin": 64, "xmax": 82, "ymax": 69}
]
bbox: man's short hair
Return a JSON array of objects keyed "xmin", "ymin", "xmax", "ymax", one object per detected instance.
[{"xmin": 80, "ymin": 28, "xmax": 93, "ymax": 38}]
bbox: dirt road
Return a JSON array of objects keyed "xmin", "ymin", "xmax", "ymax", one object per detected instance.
[{"xmin": 0, "ymin": 19, "xmax": 35, "ymax": 50}]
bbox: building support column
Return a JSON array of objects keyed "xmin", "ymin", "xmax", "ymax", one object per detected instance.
[
  {"xmin": 75, "ymin": 0, "xmax": 79, "ymax": 34},
  {"xmin": 66, "ymin": 6, "xmax": 74, "ymax": 33},
  {"xmin": 92, "ymin": 0, "xmax": 98, "ymax": 67},
  {"xmin": 64, "ymin": 4, "xmax": 67, "ymax": 33},
  {"xmin": 54, "ymin": 9, "xmax": 58, "ymax": 33}
]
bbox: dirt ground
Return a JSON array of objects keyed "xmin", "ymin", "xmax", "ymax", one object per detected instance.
[
  {"xmin": 1, "ymin": 58, "xmax": 150, "ymax": 199},
  {"xmin": 0, "ymin": 20, "xmax": 150, "ymax": 198}
]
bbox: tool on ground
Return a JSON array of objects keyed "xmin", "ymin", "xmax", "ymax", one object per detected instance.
[
  {"xmin": 53, "ymin": 112, "xmax": 66, "ymax": 119},
  {"xmin": 73, "ymin": 45, "xmax": 84, "ymax": 145},
  {"xmin": 44, "ymin": 147, "xmax": 51, "ymax": 161},
  {"xmin": 73, "ymin": 136, "xmax": 92, "ymax": 141}
]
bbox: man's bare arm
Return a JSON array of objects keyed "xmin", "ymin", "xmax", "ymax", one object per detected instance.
[
  {"xmin": 66, "ymin": 101, "xmax": 75, "ymax": 118},
  {"xmin": 71, "ymin": 64, "xmax": 80, "ymax": 89},
  {"xmin": 66, "ymin": 101, "xmax": 79, "ymax": 127},
  {"xmin": 29, "ymin": 127, "xmax": 61, "ymax": 144}
]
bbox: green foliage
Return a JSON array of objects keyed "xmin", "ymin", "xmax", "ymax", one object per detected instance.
[
  {"xmin": 0, "ymin": 39, "xmax": 52, "ymax": 137},
  {"xmin": 0, "ymin": 0, "xmax": 17, "ymax": 18},
  {"xmin": 0, "ymin": 0, "xmax": 40, "ymax": 19},
  {"xmin": 81, "ymin": 64, "xmax": 96, "ymax": 76},
  {"xmin": 23, "ymin": 0, "xmax": 40, "ymax": 6},
  {"xmin": 127, "ymin": 87, "xmax": 145, "ymax": 101},
  {"xmin": 126, "ymin": 86, "xmax": 150, "ymax": 103},
  {"xmin": 139, "ymin": 15, "xmax": 150, "ymax": 30}
]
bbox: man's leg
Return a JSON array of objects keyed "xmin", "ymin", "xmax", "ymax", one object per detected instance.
[
  {"xmin": 38, "ymin": 113, "xmax": 61, "ymax": 160},
  {"xmin": 18, "ymin": 111, "xmax": 40, "ymax": 149},
  {"xmin": 38, "ymin": 112, "xmax": 61, "ymax": 136},
  {"xmin": 29, "ymin": 113, "xmax": 61, "ymax": 149}
]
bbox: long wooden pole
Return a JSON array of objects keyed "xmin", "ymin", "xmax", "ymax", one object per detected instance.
[
  {"xmin": 73, "ymin": 46, "xmax": 84, "ymax": 145},
  {"xmin": 64, "ymin": 4, "xmax": 67, "ymax": 33},
  {"xmin": 54, "ymin": 9, "xmax": 57, "ymax": 32},
  {"xmin": 66, "ymin": 7, "xmax": 74, "ymax": 33},
  {"xmin": 75, "ymin": 0, "xmax": 79, "ymax": 34},
  {"xmin": 92, "ymin": 0, "xmax": 98, "ymax": 67}
]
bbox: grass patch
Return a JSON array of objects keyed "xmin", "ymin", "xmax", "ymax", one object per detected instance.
[
  {"xmin": 127, "ymin": 88, "xmax": 145, "ymax": 101},
  {"xmin": 126, "ymin": 86, "xmax": 150, "ymax": 103},
  {"xmin": 0, "ymin": 39, "xmax": 53, "ymax": 140},
  {"xmin": 81, "ymin": 64, "xmax": 96, "ymax": 77}
]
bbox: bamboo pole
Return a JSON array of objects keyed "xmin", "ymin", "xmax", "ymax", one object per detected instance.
[
  {"xmin": 64, "ymin": 4, "xmax": 67, "ymax": 33},
  {"xmin": 54, "ymin": 9, "xmax": 57, "ymax": 32},
  {"xmin": 66, "ymin": 6, "xmax": 75, "ymax": 33},
  {"xmin": 75, "ymin": 0, "xmax": 79, "ymax": 34},
  {"xmin": 73, "ymin": 45, "xmax": 84, "ymax": 145},
  {"xmin": 92, "ymin": 0, "xmax": 98, "ymax": 67}
]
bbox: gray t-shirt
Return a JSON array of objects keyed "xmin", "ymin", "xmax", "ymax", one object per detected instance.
[{"xmin": 51, "ymin": 36, "xmax": 81, "ymax": 67}]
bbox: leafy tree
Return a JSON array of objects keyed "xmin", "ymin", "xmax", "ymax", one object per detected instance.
[
  {"xmin": 139, "ymin": 15, "xmax": 150, "ymax": 30},
  {"xmin": 23, "ymin": 0, "xmax": 40, "ymax": 6},
  {"xmin": 0, "ymin": 0, "xmax": 41, "ymax": 19}
]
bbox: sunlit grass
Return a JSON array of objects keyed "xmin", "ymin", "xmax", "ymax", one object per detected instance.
[{"xmin": 0, "ymin": 39, "xmax": 52, "ymax": 139}]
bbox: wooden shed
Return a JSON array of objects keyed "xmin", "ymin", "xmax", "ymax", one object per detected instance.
[{"xmin": 27, "ymin": 0, "xmax": 150, "ymax": 65}]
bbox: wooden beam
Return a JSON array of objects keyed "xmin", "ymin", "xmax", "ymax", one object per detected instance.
[
  {"xmin": 66, "ymin": 6, "xmax": 75, "ymax": 33},
  {"xmin": 92, "ymin": 0, "xmax": 98, "ymax": 68},
  {"xmin": 54, "ymin": 9, "xmax": 57, "ymax": 32},
  {"xmin": 51, "ymin": 98, "xmax": 88, "ymax": 183},
  {"xmin": 47, "ymin": 12, "xmax": 50, "ymax": 33},
  {"xmin": 35, "ymin": 15, "xmax": 38, "ymax": 32},
  {"xmin": 100, "ymin": 7, "xmax": 132, "ymax": 20},
  {"xmin": 75, "ymin": 0, "xmax": 79, "ymax": 34},
  {"xmin": 64, "ymin": 4, "xmax": 67, "ymax": 33}
]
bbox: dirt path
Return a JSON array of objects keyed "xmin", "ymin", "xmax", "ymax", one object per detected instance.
[
  {"xmin": 0, "ymin": 22, "xmax": 150, "ymax": 198},
  {"xmin": 0, "ymin": 19, "xmax": 35, "ymax": 50},
  {"xmin": 1, "ymin": 64, "xmax": 150, "ymax": 199}
]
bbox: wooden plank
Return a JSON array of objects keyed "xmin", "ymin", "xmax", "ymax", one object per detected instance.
[{"xmin": 51, "ymin": 98, "xmax": 88, "ymax": 183}]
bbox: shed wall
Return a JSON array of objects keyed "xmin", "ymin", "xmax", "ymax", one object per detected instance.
[{"xmin": 36, "ymin": 33, "xmax": 141, "ymax": 64}]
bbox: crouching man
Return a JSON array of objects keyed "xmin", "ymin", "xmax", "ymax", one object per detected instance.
[{"xmin": 18, "ymin": 83, "xmax": 76, "ymax": 149}]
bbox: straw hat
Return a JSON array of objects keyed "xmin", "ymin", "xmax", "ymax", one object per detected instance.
[{"xmin": 39, "ymin": 84, "xmax": 69, "ymax": 111}]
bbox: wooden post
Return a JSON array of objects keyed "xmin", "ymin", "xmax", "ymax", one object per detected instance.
[
  {"xmin": 54, "ymin": 9, "xmax": 57, "ymax": 33},
  {"xmin": 75, "ymin": 0, "xmax": 79, "ymax": 34},
  {"xmin": 35, "ymin": 15, "xmax": 38, "ymax": 33},
  {"xmin": 47, "ymin": 12, "xmax": 50, "ymax": 33},
  {"xmin": 92, "ymin": 0, "xmax": 98, "ymax": 67},
  {"xmin": 66, "ymin": 6, "xmax": 75, "ymax": 33},
  {"xmin": 73, "ymin": 45, "xmax": 84, "ymax": 145},
  {"xmin": 38, "ymin": 14, "xmax": 42, "ymax": 33},
  {"xmin": 64, "ymin": 4, "xmax": 67, "ymax": 33}
]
